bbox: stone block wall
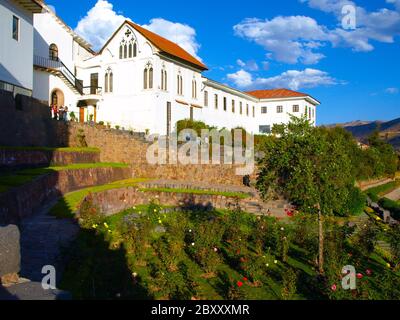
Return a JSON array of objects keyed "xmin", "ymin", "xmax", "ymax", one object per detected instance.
[
  {"xmin": 84, "ymin": 187, "xmax": 241, "ymax": 217},
  {"xmin": 0, "ymin": 167, "xmax": 132, "ymax": 225},
  {"xmin": 0, "ymin": 149, "xmax": 100, "ymax": 168}
]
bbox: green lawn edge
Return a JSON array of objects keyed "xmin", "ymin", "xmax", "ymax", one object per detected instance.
[{"xmin": 0, "ymin": 146, "xmax": 100, "ymax": 153}]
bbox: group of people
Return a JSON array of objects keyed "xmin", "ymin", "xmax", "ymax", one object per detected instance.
[{"xmin": 50, "ymin": 105, "xmax": 69, "ymax": 121}]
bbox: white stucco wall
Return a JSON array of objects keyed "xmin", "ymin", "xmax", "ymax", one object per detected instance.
[{"xmin": 0, "ymin": 0, "xmax": 34, "ymax": 90}]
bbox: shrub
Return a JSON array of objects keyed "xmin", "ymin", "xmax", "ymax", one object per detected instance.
[
  {"xmin": 76, "ymin": 129, "xmax": 88, "ymax": 147},
  {"xmin": 176, "ymin": 119, "xmax": 210, "ymax": 136},
  {"xmin": 341, "ymin": 186, "xmax": 366, "ymax": 216},
  {"xmin": 78, "ymin": 193, "xmax": 102, "ymax": 229},
  {"xmin": 281, "ymin": 268, "xmax": 298, "ymax": 300},
  {"xmin": 352, "ymin": 221, "xmax": 378, "ymax": 257}
]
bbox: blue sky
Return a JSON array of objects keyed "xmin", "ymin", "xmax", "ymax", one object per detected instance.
[{"xmin": 48, "ymin": 0, "xmax": 399, "ymax": 125}]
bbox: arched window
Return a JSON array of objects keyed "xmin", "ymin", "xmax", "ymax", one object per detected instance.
[
  {"xmin": 128, "ymin": 43, "xmax": 133, "ymax": 58},
  {"xmin": 148, "ymin": 67, "xmax": 153, "ymax": 89},
  {"xmin": 104, "ymin": 73, "xmax": 109, "ymax": 93},
  {"xmin": 161, "ymin": 69, "xmax": 167, "ymax": 91},
  {"xmin": 144, "ymin": 64, "xmax": 153, "ymax": 90},
  {"xmin": 49, "ymin": 43, "xmax": 58, "ymax": 61},
  {"xmin": 51, "ymin": 91, "xmax": 58, "ymax": 105},
  {"xmin": 119, "ymin": 44, "xmax": 123, "ymax": 59},
  {"xmin": 104, "ymin": 68, "xmax": 113, "ymax": 93},
  {"xmin": 133, "ymin": 42, "xmax": 137, "ymax": 57},
  {"xmin": 124, "ymin": 44, "xmax": 128, "ymax": 59},
  {"xmin": 192, "ymin": 80, "xmax": 197, "ymax": 99},
  {"xmin": 177, "ymin": 73, "xmax": 183, "ymax": 95},
  {"xmin": 144, "ymin": 68, "xmax": 148, "ymax": 89}
]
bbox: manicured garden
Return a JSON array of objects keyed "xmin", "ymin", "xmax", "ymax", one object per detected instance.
[{"xmin": 59, "ymin": 201, "xmax": 400, "ymax": 300}]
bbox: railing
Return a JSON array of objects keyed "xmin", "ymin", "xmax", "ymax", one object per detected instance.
[
  {"xmin": 34, "ymin": 55, "xmax": 83, "ymax": 95},
  {"xmin": 82, "ymin": 86, "xmax": 103, "ymax": 95},
  {"xmin": 0, "ymin": 80, "xmax": 32, "ymax": 97}
]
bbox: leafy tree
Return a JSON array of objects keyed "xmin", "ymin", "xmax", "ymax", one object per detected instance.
[{"xmin": 256, "ymin": 116, "xmax": 357, "ymax": 274}]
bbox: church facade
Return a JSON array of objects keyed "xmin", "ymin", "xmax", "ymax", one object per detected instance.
[{"xmin": 32, "ymin": 3, "xmax": 319, "ymax": 135}]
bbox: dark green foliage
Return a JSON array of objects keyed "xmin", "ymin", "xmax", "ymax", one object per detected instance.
[{"xmin": 378, "ymin": 197, "xmax": 400, "ymax": 220}]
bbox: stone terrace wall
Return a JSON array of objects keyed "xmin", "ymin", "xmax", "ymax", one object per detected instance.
[
  {"xmin": 0, "ymin": 90, "xmax": 68, "ymax": 147},
  {"xmin": 65, "ymin": 123, "xmax": 252, "ymax": 186},
  {"xmin": 0, "ymin": 149, "xmax": 100, "ymax": 168},
  {"xmin": 0, "ymin": 167, "xmax": 132, "ymax": 225},
  {"xmin": 85, "ymin": 187, "xmax": 241, "ymax": 217}
]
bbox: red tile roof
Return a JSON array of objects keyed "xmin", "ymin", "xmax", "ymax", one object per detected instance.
[
  {"xmin": 126, "ymin": 21, "xmax": 207, "ymax": 71},
  {"xmin": 246, "ymin": 88, "xmax": 308, "ymax": 99}
]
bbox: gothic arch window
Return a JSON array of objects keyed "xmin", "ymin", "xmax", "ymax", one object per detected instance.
[
  {"xmin": 119, "ymin": 28, "xmax": 138, "ymax": 59},
  {"xmin": 144, "ymin": 63, "xmax": 153, "ymax": 89},
  {"xmin": 177, "ymin": 72, "xmax": 183, "ymax": 95},
  {"xmin": 49, "ymin": 43, "xmax": 58, "ymax": 61},
  {"xmin": 161, "ymin": 67, "xmax": 167, "ymax": 91},
  {"xmin": 104, "ymin": 68, "xmax": 113, "ymax": 93},
  {"xmin": 192, "ymin": 79, "xmax": 197, "ymax": 99}
]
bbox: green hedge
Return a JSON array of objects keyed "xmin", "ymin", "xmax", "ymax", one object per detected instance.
[{"xmin": 379, "ymin": 197, "xmax": 400, "ymax": 220}]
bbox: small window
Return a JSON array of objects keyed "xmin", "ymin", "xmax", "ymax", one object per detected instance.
[
  {"xmin": 223, "ymin": 97, "xmax": 227, "ymax": 111},
  {"xmin": 192, "ymin": 80, "xmax": 197, "ymax": 99},
  {"xmin": 293, "ymin": 105, "xmax": 299, "ymax": 113},
  {"xmin": 161, "ymin": 69, "xmax": 167, "ymax": 91},
  {"xmin": 232, "ymin": 100, "xmax": 235, "ymax": 113},
  {"xmin": 253, "ymin": 106, "xmax": 255, "ymax": 117},
  {"xmin": 204, "ymin": 90, "xmax": 209, "ymax": 107},
  {"xmin": 246, "ymin": 104, "xmax": 249, "ymax": 116},
  {"xmin": 214, "ymin": 94, "xmax": 218, "ymax": 109},
  {"xmin": 240, "ymin": 102, "xmax": 243, "ymax": 115},
  {"xmin": 12, "ymin": 16, "xmax": 19, "ymax": 41},
  {"xmin": 144, "ymin": 66, "xmax": 153, "ymax": 90},
  {"xmin": 259, "ymin": 125, "xmax": 271, "ymax": 134},
  {"xmin": 312, "ymin": 108, "xmax": 315, "ymax": 118},
  {"xmin": 261, "ymin": 107, "xmax": 267, "ymax": 114},
  {"xmin": 177, "ymin": 74, "xmax": 183, "ymax": 95},
  {"xmin": 277, "ymin": 105, "xmax": 283, "ymax": 113},
  {"xmin": 49, "ymin": 44, "xmax": 58, "ymax": 61}
]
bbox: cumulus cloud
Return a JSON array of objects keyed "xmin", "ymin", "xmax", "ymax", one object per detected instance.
[
  {"xmin": 74, "ymin": 0, "xmax": 202, "ymax": 58},
  {"xmin": 227, "ymin": 69, "xmax": 254, "ymax": 88},
  {"xmin": 302, "ymin": 0, "xmax": 400, "ymax": 51},
  {"xmin": 234, "ymin": 1, "xmax": 400, "ymax": 64},
  {"xmin": 236, "ymin": 59, "xmax": 259, "ymax": 71},
  {"xmin": 234, "ymin": 16, "xmax": 328, "ymax": 64},
  {"xmin": 227, "ymin": 68, "xmax": 340, "ymax": 90},
  {"xmin": 142, "ymin": 18, "xmax": 201, "ymax": 60},
  {"xmin": 74, "ymin": 0, "xmax": 127, "ymax": 50}
]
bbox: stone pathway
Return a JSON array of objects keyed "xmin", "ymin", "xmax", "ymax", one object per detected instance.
[
  {"xmin": 0, "ymin": 201, "xmax": 79, "ymax": 300},
  {"xmin": 19, "ymin": 201, "xmax": 79, "ymax": 282},
  {"xmin": 384, "ymin": 187, "xmax": 400, "ymax": 201}
]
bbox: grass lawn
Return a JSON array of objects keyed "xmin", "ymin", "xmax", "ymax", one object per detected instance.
[
  {"xmin": 0, "ymin": 163, "xmax": 130, "ymax": 194},
  {"xmin": 0, "ymin": 146, "xmax": 100, "ymax": 153},
  {"xmin": 139, "ymin": 187, "xmax": 251, "ymax": 199},
  {"xmin": 366, "ymin": 179, "xmax": 400, "ymax": 201}
]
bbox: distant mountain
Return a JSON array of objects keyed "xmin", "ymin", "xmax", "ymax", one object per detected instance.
[{"xmin": 326, "ymin": 118, "xmax": 400, "ymax": 151}]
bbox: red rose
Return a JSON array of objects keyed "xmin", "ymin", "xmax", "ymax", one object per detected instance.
[
  {"xmin": 366, "ymin": 269, "xmax": 372, "ymax": 276},
  {"xmin": 237, "ymin": 281, "xmax": 243, "ymax": 287},
  {"xmin": 243, "ymin": 277, "xmax": 248, "ymax": 281},
  {"xmin": 357, "ymin": 273, "xmax": 363, "ymax": 279},
  {"xmin": 331, "ymin": 284, "xmax": 337, "ymax": 291}
]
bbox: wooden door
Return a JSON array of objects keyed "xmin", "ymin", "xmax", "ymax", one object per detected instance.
[{"xmin": 79, "ymin": 107, "xmax": 85, "ymax": 123}]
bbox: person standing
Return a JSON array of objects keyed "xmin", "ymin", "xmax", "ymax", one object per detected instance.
[{"xmin": 63, "ymin": 106, "xmax": 69, "ymax": 121}]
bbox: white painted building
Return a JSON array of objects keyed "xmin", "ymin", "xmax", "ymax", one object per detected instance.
[
  {"xmin": 31, "ymin": 4, "xmax": 319, "ymax": 135},
  {"xmin": 0, "ymin": 0, "xmax": 42, "ymax": 96}
]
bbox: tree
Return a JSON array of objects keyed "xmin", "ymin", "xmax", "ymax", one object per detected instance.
[{"xmin": 256, "ymin": 117, "xmax": 356, "ymax": 274}]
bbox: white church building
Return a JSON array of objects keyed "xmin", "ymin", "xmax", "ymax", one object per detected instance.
[{"xmin": 2, "ymin": 1, "xmax": 320, "ymax": 135}]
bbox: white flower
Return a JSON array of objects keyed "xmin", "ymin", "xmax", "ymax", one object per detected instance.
[
  {"xmin": 191, "ymin": 243, "xmax": 195, "ymax": 246},
  {"xmin": 280, "ymin": 227, "xmax": 284, "ymax": 231},
  {"xmin": 214, "ymin": 247, "xmax": 218, "ymax": 252},
  {"xmin": 132, "ymin": 272, "xmax": 138, "ymax": 278},
  {"xmin": 274, "ymin": 260, "xmax": 278, "ymax": 264}
]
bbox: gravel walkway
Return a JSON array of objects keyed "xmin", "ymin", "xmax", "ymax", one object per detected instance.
[{"xmin": 385, "ymin": 187, "xmax": 400, "ymax": 201}]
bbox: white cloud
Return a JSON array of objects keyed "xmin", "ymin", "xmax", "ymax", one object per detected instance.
[
  {"xmin": 302, "ymin": 0, "xmax": 400, "ymax": 51},
  {"xmin": 74, "ymin": 0, "xmax": 127, "ymax": 50},
  {"xmin": 228, "ymin": 68, "xmax": 340, "ymax": 90},
  {"xmin": 236, "ymin": 59, "xmax": 259, "ymax": 71},
  {"xmin": 234, "ymin": 16, "xmax": 328, "ymax": 64},
  {"xmin": 74, "ymin": 1, "xmax": 202, "ymax": 58},
  {"xmin": 227, "ymin": 69, "xmax": 254, "ymax": 88},
  {"xmin": 386, "ymin": 87, "xmax": 399, "ymax": 94},
  {"xmin": 235, "ymin": 1, "xmax": 400, "ymax": 64},
  {"xmin": 142, "ymin": 18, "xmax": 201, "ymax": 60}
]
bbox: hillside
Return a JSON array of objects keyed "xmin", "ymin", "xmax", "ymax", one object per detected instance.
[{"xmin": 328, "ymin": 118, "xmax": 400, "ymax": 151}]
